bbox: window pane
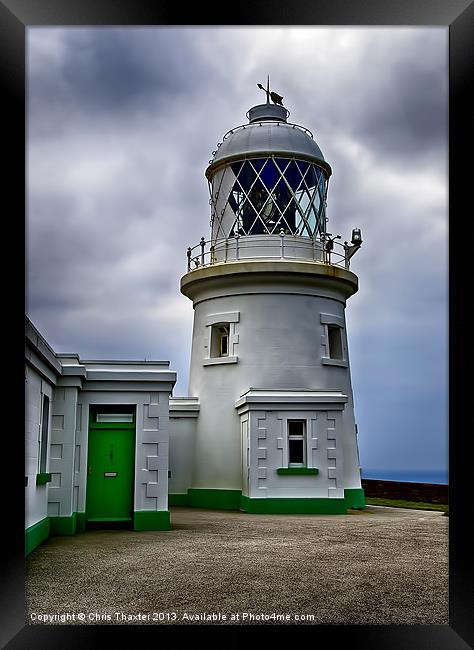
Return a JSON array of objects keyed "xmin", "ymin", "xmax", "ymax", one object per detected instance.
[
  {"xmin": 289, "ymin": 439, "xmax": 304, "ymax": 464},
  {"xmin": 234, "ymin": 159, "xmax": 258, "ymax": 191},
  {"xmin": 260, "ymin": 158, "xmax": 280, "ymax": 187},
  {"xmin": 40, "ymin": 395, "xmax": 49, "ymax": 473},
  {"xmin": 96, "ymin": 413, "xmax": 134, "ymax": 423},
  {"xmin": 328, "ymin": 326, "xmax": 343, "ymax": 360},
  {"xmin": 220, "ymin": 334, "xmax": 228, "ymax": 356},
  {"xmin": 280, "ymin": 159, "xmax": 304, "ymax": 190},
  {"xmin": 288, "ymin": 420, "xmax": 304, "ymax": 436}
]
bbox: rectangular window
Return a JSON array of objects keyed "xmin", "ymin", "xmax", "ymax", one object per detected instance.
[
  {"xmin": 96, "ymin": 413, "xmax": 134, "ymax": 423},
  {"xmin": 288, "ymin": 420, "xmax": 306, "ymax": 466},
  {"xmin": 210, "ymin": 323, "xmax": 230, "ymax": 358},
  {"xmin": 39, "ymin": 395, "xmax": 50, "ymax": 474},
  {"xmin": 327, "ymin": 325, "xmax": 343, "ymax": 360}
]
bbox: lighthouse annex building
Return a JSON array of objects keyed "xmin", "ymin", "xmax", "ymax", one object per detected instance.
[{"xmin": 25, "ymin": 88, "xmax": 365, "ymax": 555}]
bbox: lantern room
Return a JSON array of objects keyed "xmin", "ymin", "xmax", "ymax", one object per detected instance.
[{"xmin": 205, "ymin": 100, "xmax": 332, "ymax": 243}]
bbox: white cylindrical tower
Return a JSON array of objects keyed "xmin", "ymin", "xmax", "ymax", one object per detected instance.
[{"xmin": 181, "ymin": 87, "xmax": 364, "ymax": 513}]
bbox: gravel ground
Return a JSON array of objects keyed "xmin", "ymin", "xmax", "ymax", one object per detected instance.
[{"xmin": 26, "ymin": 505, "xmax": 448, "ymax": 626}]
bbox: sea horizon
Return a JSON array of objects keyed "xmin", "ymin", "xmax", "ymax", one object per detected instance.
[{"xmin": 361, "ymin": 468, "xmax": 448, "ymax": 485}]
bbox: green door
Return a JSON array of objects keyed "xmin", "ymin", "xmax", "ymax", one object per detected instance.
[{"xmin": 86, "ymin": 412, "xmax": 135, "ymax": 523}]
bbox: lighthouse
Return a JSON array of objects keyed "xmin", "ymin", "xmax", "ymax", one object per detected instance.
[{"xmin": 179, "ymin": 82, "xmax": 365, "ymax": 513}]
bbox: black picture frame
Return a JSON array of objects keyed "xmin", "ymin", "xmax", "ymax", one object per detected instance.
[{"xmin": 2, "ymin": 1, "xmax": 472, "ymax": 647}]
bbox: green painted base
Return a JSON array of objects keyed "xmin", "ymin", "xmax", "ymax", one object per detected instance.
[
  {"xmin": 26, "ymin": 509, "xmax": 170, "ymax": 555},
  {"xmin": 344, "ymin": 488, "xmax": 366, "ymax": 509},
  {"xmin": 50, "ymin": 513, "xmax": 78, "ymax": 536},
  {"xmin": 25, "ymin": 518, "xmax": 50, "ymax": 556},
  {"xmin": 134, "ymin": 510, "xmax": 170, "ymax": 531},
  {"xmin": 170, "ymin": 489, "xmax": 353, "ymax": 514},
  {"xmin": 87, "ymin": 517, "xmax": 132, "ymax": 522},
  {"xmin": 75, "ymin": 512, "xmax": 86, "ymax": 533},
  {"xmin": 169, "ymin": 493, "xmax": 189, "ymax": 506},
  {"xmin": 240, "ymin": 495, "xmax": 347, "ymax": 514},
  {"xmin": 187, "ymin": 488, "xmax": 242, "ymax": 510}
]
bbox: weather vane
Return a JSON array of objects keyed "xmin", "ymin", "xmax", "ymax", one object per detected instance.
[{"xmin": 257, "ymin": 75, "xmax": 284, "ymax": 106}]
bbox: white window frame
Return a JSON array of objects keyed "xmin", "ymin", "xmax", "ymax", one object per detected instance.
[
  {"xmin": 38, "ymin": 393, "xmax": 50, "ymax": 474},
  {"xmin": 287, "ymin": 419, "xmax": 307, "ymax": 467},
  {"xmin": 210, "ymin": 323, "xmax": 230, "ymax": 358},
  {"xmin": 203, "ymin": 311, "xmax": 239, "ymax": 366},
  {"xmin": 327, "ymin": 324, "xmax": 343, "ymax": 360},
  {"xmin": 320, "ymin": 313, "xmax": 348, "ymax": 368}
]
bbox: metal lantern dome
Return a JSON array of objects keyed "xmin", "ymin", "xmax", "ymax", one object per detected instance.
[{"xmin": 205, "ymin": 91, "xmax": 332, "ymax": 243}]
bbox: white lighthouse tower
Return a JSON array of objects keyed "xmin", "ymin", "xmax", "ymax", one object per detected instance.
[{"xmin": 179, "ymin": 82, "xmax": 365, "ymax": 513}]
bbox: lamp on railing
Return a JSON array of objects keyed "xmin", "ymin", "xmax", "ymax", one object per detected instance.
[
  {"xmin": 343, "ymin": 227, "xmax": 363, "ymax": 269},
  {"xmin": 351, "ymin": 228, "xmax": 362, "ymax": 246}
]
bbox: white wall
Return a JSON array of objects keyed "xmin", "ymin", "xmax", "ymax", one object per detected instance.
[
  {"xmin": 243, "ymin": 408, "xmax": 345, "ymax": 499},
  {"xmin": 186, "ymin": 271, "xmax": 362, "ymax": 494},
  {"xmin": 25, "ymin": 364, "xmax": 54, "ymax": 529},
  {"xmin": 168, "ymin": 415, "xmax": 197, "ymax": 494},
  {"xmin": 48, "ymin": 385, "xmax": 79, "ymax": 517}
]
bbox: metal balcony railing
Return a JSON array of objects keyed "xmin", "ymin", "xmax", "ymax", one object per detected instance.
[{"xmin": 186, "ymin": 232, "xmax": 356, "ymax": 272}]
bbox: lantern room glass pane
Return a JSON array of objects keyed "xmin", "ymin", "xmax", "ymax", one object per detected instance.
[{"xmin": 259, "ymin": 159, "xmax": 280, "ymax": 187}]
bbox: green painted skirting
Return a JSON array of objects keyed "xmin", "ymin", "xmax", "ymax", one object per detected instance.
[
  {"xmin": 187, "ymin": 488, "xmax": 242, "ymax": 510},
  {"xmin": 344, "ymin": 487, "xmax": 366, "ymax": 509},
  {"xmin": 75, "ymin": 512, "xmax": 86, "ymax": 533},
  {"xmin": 25, "ymin": 518, "xmax": 50, "ymax": 556},
  {"xmin": 171, "ymin": 489, "xmax": 352, "ymax": 514},
  {"xmin": 26, "ymin": 509, "xmax": 169, "ymax": 555},
  {"xmin": 240, "ymin": 495, "xmax": 347, "ymax": 514},
  {"xmin": 277, "ymin": 468, "xmax": 319, "ymax": 475},
  {"xmin": 169, "ymin": 493, "xmax": 189, "ymax": 506},
  {"xmin": 87, "ymin": 517, "xmax": 132, "ymax": 522},
  {"xmin": 134, "ymin": 510, "xmax": 170, "ymax": 531},
  {"xmin": 50, "ymin": 513, "xmax": 77, "ymax": 536}
]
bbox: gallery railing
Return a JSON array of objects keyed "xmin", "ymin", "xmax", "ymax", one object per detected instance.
[{"xmin": 185, "ymin": 232, "xmax": 356, "ymax": 272}]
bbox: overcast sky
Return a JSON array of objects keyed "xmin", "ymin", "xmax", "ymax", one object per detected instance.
[{"xmin": 27, "ymin": 27, "xmax": 448, "ymax": 477}]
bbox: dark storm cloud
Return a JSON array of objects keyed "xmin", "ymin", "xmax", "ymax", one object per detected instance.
[
  {"xmin": 349, "ymin": 52, "xmax": 447, "ymax": 165},
  {"xmin": 28, "ymin": 28, "xmax": 221, "ymax": 137},
  {"xmin": 281, "ymin": 29, "xmax": 447, "ymax": 172}
]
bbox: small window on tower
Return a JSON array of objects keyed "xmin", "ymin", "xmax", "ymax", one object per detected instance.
[
  {"xmin": 327, "ymin": 325, "xmax": 343, "ymax": 360},
  {"xmin": 288, "ymin": 420, "xmax": 306, "ymax": 466},
  {"xmin": 210, "ymin": 324, "xmax": 230, "ymax": 358}
]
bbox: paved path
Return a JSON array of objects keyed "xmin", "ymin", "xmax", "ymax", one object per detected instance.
[{"xmin": 26, "ymin": 506, "xmax": 448, "ymax": 625}]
